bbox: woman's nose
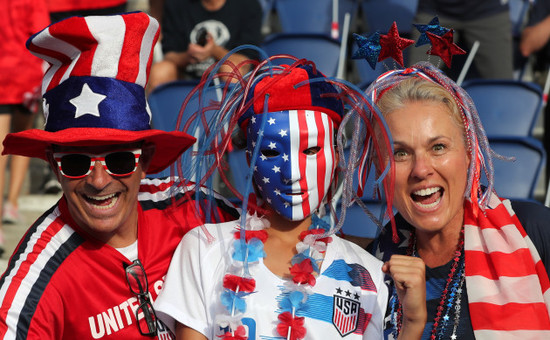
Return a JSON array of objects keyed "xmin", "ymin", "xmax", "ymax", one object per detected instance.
[{"xmin": 411, "ymin": 153, "xmax": 433, "ymax": 179}]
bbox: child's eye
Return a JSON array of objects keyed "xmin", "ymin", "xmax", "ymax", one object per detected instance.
[{"xmin": 304, "ymin": 146, "xmax": 321, "ymax": 155}]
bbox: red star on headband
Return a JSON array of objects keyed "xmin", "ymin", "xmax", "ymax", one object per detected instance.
[
  {"xmin": 426, "ymin": 30, "xmax": 466, "ymax": 68},
  {"xmin": 379, "ymin": 22, "xmax": 415, "ymax": 67}
]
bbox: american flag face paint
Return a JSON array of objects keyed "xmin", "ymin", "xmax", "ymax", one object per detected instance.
[{"xmin": 247, "ymin": 110, "xmax": 337, "ymax": 221}]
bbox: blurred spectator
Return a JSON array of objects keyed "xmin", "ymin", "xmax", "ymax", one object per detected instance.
[
  {"xmin": 521, "ymin": 0, "xmax": 550, "ymax": 186},
  {"xmin": 148, "ymin": 0, "xmax": 263, "ymax": 90},
  {"xmin": 407, "ymin": 0, "xmax": 514, "ymax": 80},
  {"xmin": 520, "ymin": 0, "xmax": 550, "ymax": 59},
  {"xmin": 47, "ymin": 0, "xmax": 127, "ymax": 23},
  {"xmin": 0, "ymin": 0, "xmax": 50, "ymax": 251}
]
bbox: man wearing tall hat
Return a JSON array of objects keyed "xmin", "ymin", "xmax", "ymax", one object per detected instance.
[{"xmin": 0, "ymin": 12, "xmax": 237, "ymax": 339}]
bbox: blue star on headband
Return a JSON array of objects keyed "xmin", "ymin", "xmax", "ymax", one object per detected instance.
[
  {"xmin": 414, "ymin": 16, "xmax": 450, "ymax": 47},
  {"xmin": 351, "ymin": 32, "xmax": 381, "ymax": 70}
]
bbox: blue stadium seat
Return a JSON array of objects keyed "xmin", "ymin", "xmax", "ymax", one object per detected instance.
[
  {"xmin": 462, "ymin": 79, "xmax": 543, "ymax": 138},
  {"xmin": 147, "ymin": 80, "xmax": 223, "ymax": 178},
  {"xmin": 261, "ymin": 33, "xmax": 343, "ymax": 77},
  {"xmin": 486, "ymin": 137, "xmax": 546, "ymax": 201},
  {"xmin": 274, "ymin": 0, "xmax": 359, "ymax": 37}
]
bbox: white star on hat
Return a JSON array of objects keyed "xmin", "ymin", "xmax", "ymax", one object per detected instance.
[{"xmin": 70, "ymin": 83, "xmax": 106, "ymax": 119}]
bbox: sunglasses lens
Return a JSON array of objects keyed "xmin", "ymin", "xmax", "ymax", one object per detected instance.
[
  {"xmin": 60, "ymin": 154, "xmax": 92, "ymax": 177},
  {"xmin": 105, "ymin": 151, "xmax": 137, "ymax": 175}
]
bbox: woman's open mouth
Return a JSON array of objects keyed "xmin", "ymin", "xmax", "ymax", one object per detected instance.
[{"xmin": 411, "ymin": 187, "xmax": 442, "ymax": 209}]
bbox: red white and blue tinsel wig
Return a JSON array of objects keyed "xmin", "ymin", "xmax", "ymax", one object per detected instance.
[{"xmin": 171, "ymin": 45, "xmax": 395, "ymax": 240}]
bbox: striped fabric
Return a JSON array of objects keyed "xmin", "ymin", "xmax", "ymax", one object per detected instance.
[
  {"xmin": 464, "ymin": 194, "xmax": 550, "ymax": 338},
  {"xmin": 26, "ymin": 12, "xmax": 158, "ymax": 94}
]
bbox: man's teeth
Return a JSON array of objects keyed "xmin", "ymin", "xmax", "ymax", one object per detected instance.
[
  {"xmin": 413, "ymin": 187, "xmax": 440, "ymax": 196},
  {"xmin": 87, "ymin": 193, "xmax": 118, "ymax": 209}
]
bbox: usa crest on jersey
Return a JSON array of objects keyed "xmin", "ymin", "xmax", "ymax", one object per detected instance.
[{"xmin": 332, "ymin": 290, "xmax": 360, "ymax": 336}]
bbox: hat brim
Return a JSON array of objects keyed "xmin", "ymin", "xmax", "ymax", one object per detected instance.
[{"xmin": 2, "ymin": 128, "xmax": 196, "ymax": 174}]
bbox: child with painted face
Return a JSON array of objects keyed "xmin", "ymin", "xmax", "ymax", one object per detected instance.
[{"xmin": 154, "ymin": 55, "xmax": 426, "ymax": 340}]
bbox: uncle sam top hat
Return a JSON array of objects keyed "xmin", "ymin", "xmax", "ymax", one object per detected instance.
[{"xmin": 2, "ymin": 12, "xmax": 195, "ymax": 174}]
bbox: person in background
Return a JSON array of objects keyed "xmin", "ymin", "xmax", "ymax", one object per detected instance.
[
  {"xmin": 407, "ymin": 0, "xmax": 514, "ymax": 80},
  {"xmin": 47, "ymin": 0, "xmax": 127, "ymax": 23},
  {"xmin": 154, "ymin": 51, "xmax": 427, "ymax": 339},
  {"xmin": 148, "ymin": 0, "xmax": 263, "ymax": 91},
  {"xmin": 346, "ymin": 62, "xmax": 550, "ymax": 339},
  {"xmin": 0, "ymin": 12, "xmax": 237, "ymax": 339},
  {"xmin": 0, "ymin": 0, "xmax": 50, "ymax": 251}
]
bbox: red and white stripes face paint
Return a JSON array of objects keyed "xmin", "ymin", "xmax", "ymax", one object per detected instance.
[{"xmin": 247, "ymin": 110, "xmax": 337, "ymax": 221}]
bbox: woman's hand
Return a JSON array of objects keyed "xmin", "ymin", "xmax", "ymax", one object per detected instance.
[{"xmin": 383, "ymin": 255, "xmax": 427, "ymax": 340}]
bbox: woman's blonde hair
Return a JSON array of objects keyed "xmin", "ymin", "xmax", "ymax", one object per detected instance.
[{"xmin": 376, "ymin": 77, "xmax": 465, "ymax": 140}]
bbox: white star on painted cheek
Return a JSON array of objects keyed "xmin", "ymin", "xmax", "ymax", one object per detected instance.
[
  {"xmin": 70, "ymin": 83, "xmax": 106, "ymax": 118},
  {"xmin": 282, "ymin": 154, "xmax": 289, "ymax": 162},
  {"xmin": 279, "ymin": 129, "xmax": 287, "ymax": 137},
  {"xmin": 272, "ymin": 165, "xmax": 280, "ymax": 173},
  {"xmin": 268, "ymin": 117, "xmax": 276, "ymax": 125},
  {"xmin": 268, "ymin": 142, "xmax": 277, "ymax": 149}
]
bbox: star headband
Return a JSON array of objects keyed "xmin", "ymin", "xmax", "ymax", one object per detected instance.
[{"xmin": 352, "ymin": 17, "xmax": 466, "ymax": 69}]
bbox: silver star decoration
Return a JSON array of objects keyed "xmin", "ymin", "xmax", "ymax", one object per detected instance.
[
  {"xmin": 250, "ymin": 116, "xmax": 256, "ymax": 124},
  {"xmin": 450, "ymin": 335, "xmax": 457, "ymax": 340},
  {"xmin": 267, "ymin": 198, "xmax": 272, "ymax": 204},
  {"xmin": 268, "ymin": 117, "xmax": 276, "ymax": 125},
  {"xmin": 274, "ymin": 188, "xmax": 281, "ymax": 195},
  {"xmin": 282, "ymin": 154, "xmax": 289, "ymax": 162},
  {"xmin": 258, "ymin": 130, "xmax": 264, "ymax": 136},
  {"xmin": 279, "ymin": 129, "xmax": 288, "ymax": 137},
  {"xmin": 268, "ymin": 142, "xmax": 277, "ymax": 149},
  {"xmin": 70, "ymin": 83, "xmax": 106, "ymax": 118},
  {"xmin": 272, "ymin": 165, "xmax": 280, "ymax": 173},
  {"xmin": 262, "ymin": 177, "xmax": 270, "ymax": 183},
  {"xmin": 260, "ymin": 154, "xmax": 267, "ymax": 161}
]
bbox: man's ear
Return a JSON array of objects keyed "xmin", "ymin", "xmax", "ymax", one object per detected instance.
[{"xmin": 139, "ymin": 142, "xmax": 156, "ymax": 173}]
